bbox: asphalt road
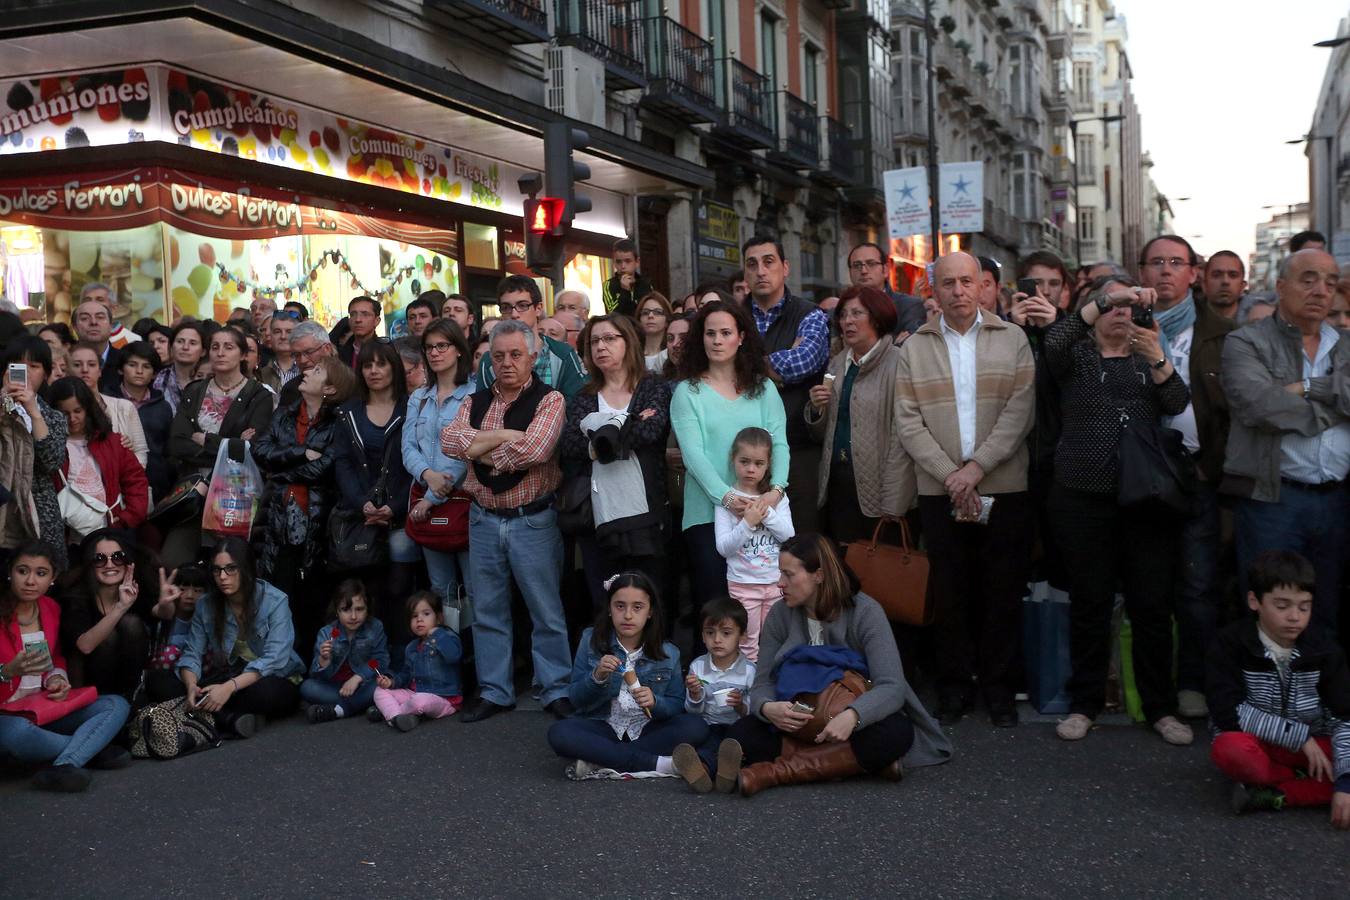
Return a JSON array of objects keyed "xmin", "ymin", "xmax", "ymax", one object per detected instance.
[{"xmin": 2, "ymin": 701, "xmax": 1345, "ymax": 899}]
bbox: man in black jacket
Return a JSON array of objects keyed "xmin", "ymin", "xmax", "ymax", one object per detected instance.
[
  {"xmin": 846, "ymin": 242, "xmax": 924, "ymax": 338},
  {"xmin": 601, "ymin": 238, "xmax": 652, "ymax": 317}
]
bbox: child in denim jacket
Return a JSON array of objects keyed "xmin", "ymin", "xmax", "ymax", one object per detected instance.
[
  {"xmin": 373, "ymin": 591, "xmax": 462, "ymax": 732},
  {"xmin": 301, "ymin": 579, "xmax": 390, "ymax": 723}
]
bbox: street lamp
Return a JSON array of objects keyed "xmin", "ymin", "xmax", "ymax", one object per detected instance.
[
  {"xmin": 1314, "ymin": 36, "xmax": 1350, "ymax": 48},
  {"xmin": 1287, "ymin": 134, "xmax": 1336, "ymax": 239},
  {"xmin": 1069, "ymin": 113, "xmax": 1124, "ymax": 264}
]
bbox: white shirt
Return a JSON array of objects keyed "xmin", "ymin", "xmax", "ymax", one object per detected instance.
[
  {"xmin": 939, "ymin": 311, "xmax": 983, "ymax": 461},
  {"xmin": 605, "ymin": 647, "xmax": 649, "ymax": 741},
  {"xmin": 713, "ymin": 489, "xmax": 795, "ymax": 584},
  {"xmin": 684, "ymin": 652, "xmax": 756, "ymax": 725},
  {"xmin": 1280, "ymin": 323, "xmax": 1350, "ymax": 484},
  {"xmin": 1165, "ymin": 325, "xmax": 1201, "ymax": 453}
]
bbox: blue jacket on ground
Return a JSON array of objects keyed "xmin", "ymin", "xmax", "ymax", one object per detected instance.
[
  {"xmin": 774, "ymin": 645, "xmax": 870, "ymax": 700},
  {"xmin": 308, "ymin": 618, "xmax": 391, "ymax": 684},
  {"xmin": 567, "ymin": 627, "xmax": 684, "ymax": 721},
  {"xmin": 177, "ymin": 579, "xmax": 305, "ymax": 680},
  {"xmin": 393, "ymin": 626, "xmax": 462, "ymax": 697}
]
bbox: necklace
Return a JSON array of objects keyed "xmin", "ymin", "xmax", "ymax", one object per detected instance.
[
  {"xmin": 15, "ymin": 600, "xmax": 38, "ymax": 627},
  {"xmin": 213, "ymin": 375, "xmax": 246, "ymax": 394}
]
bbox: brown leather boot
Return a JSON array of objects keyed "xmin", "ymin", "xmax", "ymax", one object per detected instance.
[{"xmin": 739, "ymin": 741, "xmax": 865, "ymax": 797}]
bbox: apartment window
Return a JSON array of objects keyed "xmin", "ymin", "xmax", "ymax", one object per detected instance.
[
  {"xmin": 760, "ymin": 11, "xmax": 779, "ymax": 87},
  {"xmin": 804, "ymin": 44, "xmax": 820, "ymax": 108},
  {"xmin": 1073, "ymin": 61, "xmax": 1093, "ymax": 108},
  {"xmin": 1104, "ymin": 164, "xmax": 1112, "ymax": 209},
  {"xmin": 1077, "ymin": 134, "xmax": 1095, "ymax": 183},
  {"xmin": 1012, "ymin": 151, "xmax": 1038, "ymax": 220},
  {"xmin": 1009, "ymin": 45, "xmax": 1023, "ymax": 111},
  {"xmin": 1074, "ymin": 0, "xmax": 1091, "ymax": 27},
  {"xmin": 700, "ymin": 0, "xmax": 726, "ymax": 57},
  {"xmin": 1080, "ymin": 207, "xmax": 1096, "ymax": 241}
]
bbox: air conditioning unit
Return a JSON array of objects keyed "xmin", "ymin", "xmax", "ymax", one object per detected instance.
[{"xmin": 545, "ymin": 45, "xmax": 605, "ymax": 130}]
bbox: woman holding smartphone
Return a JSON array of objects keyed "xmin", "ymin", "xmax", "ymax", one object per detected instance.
[
  {"xmin": 0, "ymin": 541, "xmax": 131, "ymax": 792},
  {"xmin": 1, "ymin": 336, "xmax": 69, "ymax": 568}
]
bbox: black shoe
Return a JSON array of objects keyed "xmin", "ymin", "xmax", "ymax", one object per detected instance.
[
  {"xmin": 392, "ymin": 713, "xmax": 421, "ymax": 732},
  {"xmin": 367, "ymin": 706, "xmax": 384, "ymax": 723},
  {"xmin": 459, "ymin": 698, "xmax": 515, "ymax": 723},
  {"xmin": 32, "ymin": 764, "xmax": 91, "ymax": 793},
  {"xmin": 216, "ymin": 710, "xmax": 258, "ymax": 739},
  {"xmin": 544, "ymin": 698, "xmax": 575, "ymax": 720},
  {"xmin": 988, "ymin": 701, "xmax": 1019, "ymax": 728},
  {"xmin": 937, "ymin": 695, "xmax": 968, "ymax": 726},
  {"xmin": 87, "ymin": 744, "xmax": 132, "ymax": 770},
  {"xmin": 307, "ymin": 704, "xmax": 338, "ymax": 724}
]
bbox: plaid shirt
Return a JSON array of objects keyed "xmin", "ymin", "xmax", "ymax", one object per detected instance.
[
  {"xmin": 440, "ymin": 378, "xmax": 563, "ymax": 510},
  {"xmin": 750, "ymin": 294, "xmax": 831, "ymax": 384}
]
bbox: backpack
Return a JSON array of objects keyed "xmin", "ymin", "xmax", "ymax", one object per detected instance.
[{"xmin": 128, "ymin": 697, "xmax": 223, "ymax": 760}]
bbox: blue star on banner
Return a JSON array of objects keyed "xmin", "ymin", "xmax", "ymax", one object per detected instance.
[
  {"xmin": 899, "ymin": 182, "xmax": 917, "ymax": 201},
  {"xmin": 951, "ymin": 175, "xmax": 972, "ymax": 195}
]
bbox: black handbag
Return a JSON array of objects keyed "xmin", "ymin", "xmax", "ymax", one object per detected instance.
[
  {"xmin": 555, "ymin": 472, "xmax": 593, "ymax": 536},
  {"xmin": 148, "ymin": 474, "xmax": 208, "ymax": 529},
  {"xmin": 1116, "ymin": 412, "xmax": 1196, "ymax": 516},
  {"xmin": 327, "ymin": 412, "xmax": 397, "ymax": 572}
]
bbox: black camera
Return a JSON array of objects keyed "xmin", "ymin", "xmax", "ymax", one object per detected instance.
[
  {"xmin": 588, "ymin": 414, "xmax": 628, "ymax": 464},
  {"xmin": 1130, "ymin": 305, "xmax": 1154, "ymax": 328}
]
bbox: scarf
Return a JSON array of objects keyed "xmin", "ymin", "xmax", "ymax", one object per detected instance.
[{"xmin": 1153, "ymin": 291, "xmax": 1196, "ymax": 364}]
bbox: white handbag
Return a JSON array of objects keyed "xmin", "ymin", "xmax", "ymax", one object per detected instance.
[{"xmin": 56, "ymin": 471, "xmax": 113, "ymax": 537}]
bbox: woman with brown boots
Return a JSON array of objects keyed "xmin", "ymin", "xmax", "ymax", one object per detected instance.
[{"xmin": 720, "ymin": 533, "xmax": 951, "ymax": 795}]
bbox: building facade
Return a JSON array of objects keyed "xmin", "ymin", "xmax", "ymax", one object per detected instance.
[
  {"xmin": 1250, "ymin": 202, "xmax": 1311, "ymax": 292},
  {"xmin": 1307, "ymin": 12, "xmax": 1348, "ymax": 262}
]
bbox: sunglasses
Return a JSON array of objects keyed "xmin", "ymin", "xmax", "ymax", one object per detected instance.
[
  {"xmin": 272, "ymin": 310, "xmax": 301, "ymax": 321},
  {"xmin": 93, "ymin": 550, "xmax": 129, "ymax": 567}
]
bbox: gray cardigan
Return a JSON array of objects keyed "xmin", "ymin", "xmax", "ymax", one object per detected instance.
[{"xmin": 749, "ymin": 593, "xmax": 953, "ymax": 769}]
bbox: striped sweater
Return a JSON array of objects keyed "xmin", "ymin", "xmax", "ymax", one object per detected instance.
[
  {"xmin": 1206, "ymin": 619, "xmax": 1350, "ymax": 790},
  {"xmin": 895, "ymin": 315, "xmax": 1036, "ymax": 496}
]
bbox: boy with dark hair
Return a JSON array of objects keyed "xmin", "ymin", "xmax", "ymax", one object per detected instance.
[
  {"xmin": 670, "ymin": 596, "xmax": 756, "ymax": 793},
  {"xmin": 1207, "ymin": 550, "xmax": 1350, "ymax": 828},
  {"xmin": 602, "ymin": 237, "xmax": 652, "ymax": 317}
]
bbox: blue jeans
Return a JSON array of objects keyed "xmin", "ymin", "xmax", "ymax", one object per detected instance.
[
  {"xmin": 468, "ymin": 504, "xmax": 571, "ymax": 706},
  {"xmin": 695, "ymin": 722, "xmax": 731, "ymax": 775},
  {"xmin": 1235, "ymin": 483, "xmax": 1349, "ymax": 633},
  {"xmin": 547, "ymin": 714, "xmax": 710, "ymax": 772},
  {"xmin": 1175, "ymin": 483, "xmax": 1221, "ymax": 692},
  {"xmin": 299, "ymin": 677, "xmax": 377, "ymax": 713},
  {"xmin": 0, "ymin": 695, "xmax": 129, "ymax": 767},
  {"xmin": 388, "ymin": 528, "xmax": 423, "ymax": 564},
  {"xmin": 424, "ymin": 546, "xmax": 473, "ymax": 608}
]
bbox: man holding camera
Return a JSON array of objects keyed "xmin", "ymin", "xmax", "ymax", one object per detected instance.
[{"xmin": 1139, "ymin": 235, "xmax": 1234, "ymax": 720}]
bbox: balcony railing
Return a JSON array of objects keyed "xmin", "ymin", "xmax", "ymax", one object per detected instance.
[
  {"xmin": 712, "ymin": 57, "xmax": 776, "ymax": 149},
  {"xmin": 426, "ymin": 0, "xmax": 549, "ymax": 43},
  {"xmin": 776, "ymin": 91, "xmax": 820, "ymax": 169},
  {"xmin": 820, "ymin": 116, "xmax": 856, "ymax": 186},
  {"xmin": 555, "ymin": 0, "xmax": 646, "ymax": 89},
  {"xmin": 641, "ymin": 16, "xmax": 718, "ymax": 123}
]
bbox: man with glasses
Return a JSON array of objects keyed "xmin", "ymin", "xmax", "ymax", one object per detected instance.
[
  {"xmin": 847, "ymin": 242, "xmax": 925, "ymax": 337},
  {"xmin": 476, "ymin": 275, "xmax": 585, "ymax": 399},
  {"xmin": 1138, "ymin": 234, "xmax": 1235, "ymax": 720},
  {"xmin": 554, "ymin": 290, "xmax": 591, "ymax": 325},
  {"xmin": 276, "ymin": 319, "xmax": 336, "ymax": 408},
  {"xmin": 338, "ymin": 296, "xmax": 381, "ymax": 368}
]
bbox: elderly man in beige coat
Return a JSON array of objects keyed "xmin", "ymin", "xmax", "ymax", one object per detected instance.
[{"xmin": 896, "ymin": 252, "xmax": 1036, "ymax": 729}]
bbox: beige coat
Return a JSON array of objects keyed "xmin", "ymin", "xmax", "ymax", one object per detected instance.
[{"xmin": 804, "ymin": 341, "xmax": 915, "ymax": 518}]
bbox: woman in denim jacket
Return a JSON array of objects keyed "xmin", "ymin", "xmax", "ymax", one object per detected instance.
[
  {"xmin": 171, "ymin": 537, "xmax": 304, "ymax": 737},
  {"xmin": 401, "ymin": 319, "xmax": 474, "ymax": 609},
  {"xmin": 372, "ymin": 591, "xmax": 462, "ymax": 732},
  {"xmin": 547, "ymin": 572, "xmax": 707, "ymax": 777},
  {"xmin": 300, "ymin": 578, "xmax": 390, "ymax": 723}
]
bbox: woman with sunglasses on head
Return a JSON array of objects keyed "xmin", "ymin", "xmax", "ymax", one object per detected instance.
[
  {"xmin": 168, "ymin": 537, "xmax": 304, "ymax": 734},
  {"xmin": 402, "ymin": 319, "xmax": 474, "ymax": 617},
  {"xmin": 57, "ymin": 529, "xmax": 178, "ymax": 699}
]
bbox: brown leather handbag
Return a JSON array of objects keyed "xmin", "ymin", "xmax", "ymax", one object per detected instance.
[
  {"xmin": 844, "ymin": 518, "xmax": 933, "ymax": 626},
  {"xmin": 793, "ymin": 670, "xmax": 871, "ymax": 744}
]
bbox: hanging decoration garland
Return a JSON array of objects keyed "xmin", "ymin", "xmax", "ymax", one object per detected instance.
[{"xmin": 214, "ymin": 249, "xmax": 416, "ymax": 301}]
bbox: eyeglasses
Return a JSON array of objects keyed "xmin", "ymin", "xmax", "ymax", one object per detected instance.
[
  {"xmin": 1144, "ymin": 257, "xmax": 1191, "ymax": 271},
  {"xmin": 588, "ymin": 333, "xmax": 624, "ymax": 348},
  {"xmin": 293, "ymin": 344, "xmax": 325, "ymax": 361},
  {"xmin": 639, "ymin": 308, "xmax": 668, "ymax": 318},
  {"xmin": 424, "ymin": 341, "xmax": 454, "ymax": 355},
  {"xmin": 93, "ymin": 550, "xmax": 129, "ymax": 567},
  {"xmin": 848, "ymin": 259, "xmax": 885, "ymax": 272},
  {"xmin": 498, "ymin": 300, "xmax": 539, "ymax": 314},
  {"xmin": 211, "ymin": 564, "xmax": 240, "ymax": 576}
]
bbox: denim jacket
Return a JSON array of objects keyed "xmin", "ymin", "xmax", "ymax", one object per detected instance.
[
  {"xmin": 308, "ymin": 618, "xmax": 391, "ymax": 684},
  {"xmin": 567, "ymin": 627, "xmax": 684, "ymax": 721},
  {"xmin": 393, "ymin": 626, "xmax": 462, "ymax": 697},
  {"xmin": 177, "ymin": 580, "xmax": 305, "ymax": 680},
  {"xmin": 401, "ymin": 382, "xmax": 473, "ymax": 504}
]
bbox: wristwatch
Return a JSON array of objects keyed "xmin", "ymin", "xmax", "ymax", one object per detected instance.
[
  {"xmin": 0, "ymin": 661, "xmax": 10, "ymax": 684},
  {"xmin": 1303, "ymin": 377, "xmax": 1312, "ymax": 399},
  {"xmin": 770, "ymin": 483, "xmax": 789, "ymax": 495},
  {"xmin": 1094, "ymin": 295, "xmax": 1111, "ymax": 316},
  {"xmin": 1152, "ymin": 356, "xmax": 1168, "ymax": 371}
]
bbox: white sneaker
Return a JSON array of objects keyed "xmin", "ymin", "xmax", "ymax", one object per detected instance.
[
  {"xmin": 1153, "ymin": 715, "xmax": 1194, "ymax": 746},
  {"xmin": 1056, "ymin": 713, "xmax": 1093, "ymax": 741},
  {"xmin": 568, "ymin": 759, "xmax": 599, "ymax": 780},
  {"xmin": 1177, "ymin": 690, "xmax": 1208, "ymax": 719}
]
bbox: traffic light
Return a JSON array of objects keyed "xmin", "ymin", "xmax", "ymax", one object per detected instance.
[
  {"xmin": 519, "ymin": 123, "xmax": 592, "ymax": 287},
  {"xmin": 543, "ymin": 122, "xmax": 592, "ymax": 229}
]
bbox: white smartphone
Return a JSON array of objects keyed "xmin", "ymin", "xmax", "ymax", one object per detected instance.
[{"xmin": 8, "ymin": 362, "xmax": 27, "ymax": 387}]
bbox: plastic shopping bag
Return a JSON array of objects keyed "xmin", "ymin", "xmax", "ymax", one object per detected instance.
[
  {"xmin": 1021, "ymin": 581, "xmax": 1072, "ymax": 714},
  {"xmin": 201, "ymin": 439, "xmax": 262, "ymax": 538}
]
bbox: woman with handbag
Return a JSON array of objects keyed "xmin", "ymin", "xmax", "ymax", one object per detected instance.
[
  {"xmin": 48, "ymin": 378, "xmax": 150, "ymax": 551},
  {"xmin": 804, "ymin": 286, "xmax": 915, "ymax": 543},
  {"xmin": 0, "ymin": 337, "xmax": 68, "ymax": 568},
  {"xmin": 333, "ymin": 340, "xmax": 414, "ymax": 650},
  {"xmin": 170, "ymin": 536, "xmax": 304, "ymax": 736},
  {"xmin": 559, "ymin": 314, "xmax": 671, "ymax": 610},
  {"xmin": 0, "ymin": 540, "xmax": 131, "ymax": 792},
  {"xmin": 163, "ymin": 327, "xmax": 273, "ymax": 567},
  {"xmin": 402, "ymin": 319, "xmax": 474, "ymax": 615},
  {"xmin": 58, "ymin": 529, "xmax": 178, "ymax": 699},
  {"xmin": 721, "ymin": 533, "xmax": 951, "ymax": 796},
  {"xmin": 253, "ymin": 355, "xmax": 356, "ymax": 651},
  {"xmin": 1043, "ymin": 276, "xmax": 1192, "ymax": 745}
]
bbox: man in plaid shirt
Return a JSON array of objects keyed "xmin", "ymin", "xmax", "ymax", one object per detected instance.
[{"xmin": 443, "ymin": 320, "xmax": 575, "ymax": 723}]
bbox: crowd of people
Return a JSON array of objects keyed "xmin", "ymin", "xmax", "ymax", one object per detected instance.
[{"xmin": 0, "ymin": 230, "xmax": 1347, "ymax": 828}]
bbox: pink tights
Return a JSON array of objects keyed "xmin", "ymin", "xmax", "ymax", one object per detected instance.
[{"xmin": 373, "ymin": 687, "xmax": 462, "ymax": 722}]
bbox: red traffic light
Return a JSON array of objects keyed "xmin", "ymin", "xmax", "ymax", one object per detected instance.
[{"xmin": 526, "ymin": 197, "xmax": 565, "ymax": 235}]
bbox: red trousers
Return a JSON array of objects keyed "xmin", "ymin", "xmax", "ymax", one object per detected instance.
[{"xmin": 1211, "ymin": 731, "xmax": 1335, "ymax": 807}]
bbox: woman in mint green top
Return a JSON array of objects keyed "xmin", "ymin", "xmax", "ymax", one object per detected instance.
[{"xmin": 671, "ymin": 300, "xmax": 790, "ymax": 603}]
